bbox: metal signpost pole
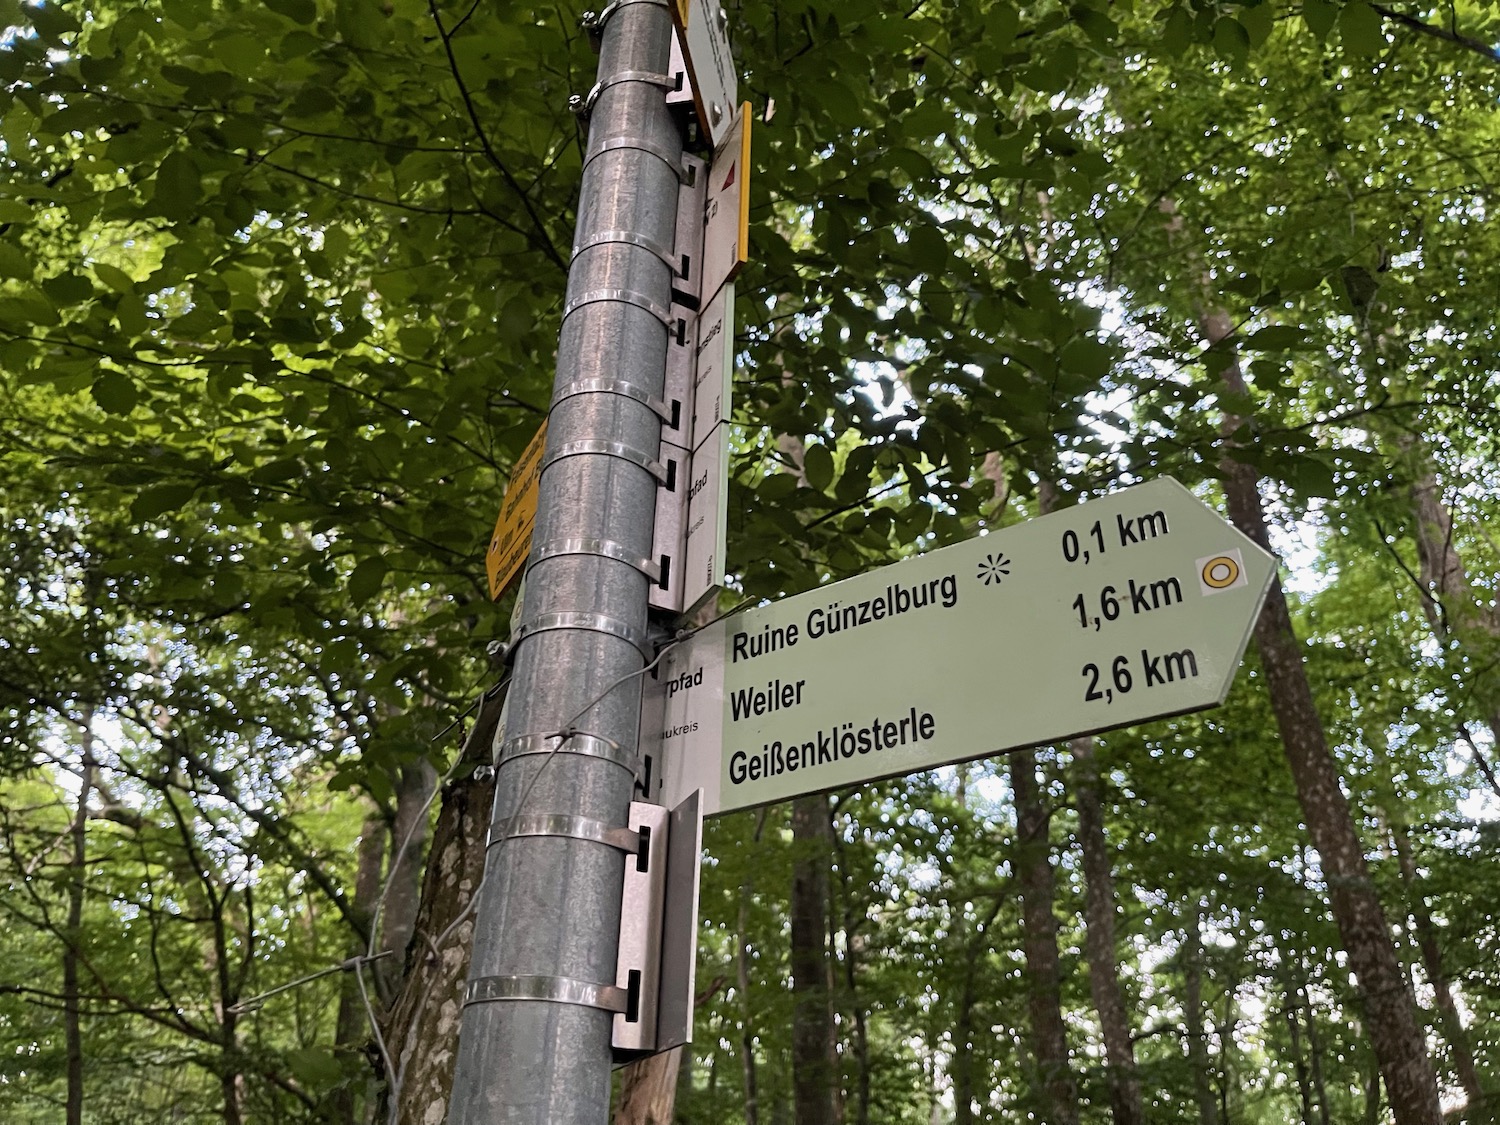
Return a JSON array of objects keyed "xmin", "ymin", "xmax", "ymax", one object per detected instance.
[{"xmin": 447, "ymin": 3, "xmax": 684, "ymax": 1122}]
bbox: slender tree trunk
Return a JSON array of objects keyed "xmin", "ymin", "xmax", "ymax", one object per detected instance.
[
  {"xmin": 791, "ymin": 794, "xmax": 839, "ymax": 1125},
  {"xmin": 1392, "ymin": 825, "xmax": 1485, "ymax": 1110},
  {"xmin": 334, "ymin": 804, "xmax": 387, "ymax": 1124},
  {"xmin": 1206, "ymin": 311, "xmax": 1442, "ymax": 1125},
  {"xmin": 1012, "ymin": 748, "xmax": 1079, "ymax": 1125},
  {"xmin": 1070, "ymin": 736, "xmax": 1144, "ymax": 1125},
  {"xmin": 831, "ymin": 827, "xmax": 871, "ymax": 1125},
  {"xmin": 1296, "ymin": 968, "xmax": 1331, "ymax": 1125},
  {"xmin": 380, "ymin": 760, "xmax": 438, "ymax": 1001},
  {"xmin": 1037, "ymin": 481, "xmax": 1142, "ymax": 1125},
  {"xmin": 64, "ymin": 736, "xmax": 95, "ymax": 1125},
  {"xmin": 737, "ymin": 838, "xmax": 761, "ymax": 1125},
  {"xmin": 952, "ymin": 970, "xmax": 980, "ymax": 1125},
  {"xmin": 380, "ymin": 688, "xmax": 502, "ymax": 1125},
  {"xmin": 1183, "ymin": 903, "xmax": 1218, "ymax": 1125},
  {"xmin": 1399, "ymin": 441, "xmax": 1500, "ymax": 797},
  {"xmin": 1285, "ymin": 986, "xmax": 1315, "ymax": 1125},
  {"xmin": 614, "ymin": 1047, "xmax": 683, "ymax": 1125}
]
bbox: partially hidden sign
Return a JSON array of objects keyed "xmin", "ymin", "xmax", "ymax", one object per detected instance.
[
  {"xmin": 641, "ymin": 478, "xmax": 1275, "ymax": 815},
  {"xmin": 672, "ymin": 0, "xmax": 738, "ymax": 147},
  {"xmin": 699, "ymin": 105, "xmax": 750, "ymax": 306},
  {"xmin": 485, "ymin": 421, "xmax": 548, "ymax": 600}
]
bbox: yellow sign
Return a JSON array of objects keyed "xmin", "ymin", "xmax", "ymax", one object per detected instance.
[{"xmin": 485, "ymin": 421, "xmax": 548, "ymax": 600}]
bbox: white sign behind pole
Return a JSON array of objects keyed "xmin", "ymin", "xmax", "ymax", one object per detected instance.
[
  {"xmin": 691, "ymin": 282, "xmax": 733, "ymax": 449},
  {"xmin": 671, "ymin": 0, "xmax": 738, "ymax": 147},
  {"xmin": 681, "ymin": 421, "xmax": 729, "ymax": 615},
  {"xmin": 643, "ymin": 478, "xmax": 1275, "ymax": 815},
  {"xmin": 699, "ymin": 106, "xmax": 749, "ymax": 305}
]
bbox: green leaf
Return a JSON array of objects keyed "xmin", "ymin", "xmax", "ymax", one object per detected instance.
[
  {"xmin": 756, "ymin": 473, "xmax": 799, "ymax": 501},
  {"xmin": 0, "ymin": 200, "xmax": 33, "ymax": 224},
  {"xmin": 0, "ymin": 240, "xmax": 32, "ymax": 280},
  {"xmin": 803, "ymin": 443, "xmax": 835, "ymax": 491},
  {"xmin": 93, "ymin": 262, "xmax": 136, "ymax": 295},
  {"xmin": 906, "ymin": 223, "xmax": 949, "ymax": 273},
  {"xmin": 1339, "ymin": 1, "xmax": 1385, "ymax": 56},
  {"xmin": 1238, "ymin": 0, "xmax": 1275, "ymax": 46},
  {"xmin": 348, "ymin": 556, "xmax": 389, "ymax": 605},
  {"xmin": 27, "ymin": 1, "xmax": 81, "ymax": 42},
  {"xmin": 266, "ymin": 0, "xmax": 317, "ymax": 22},
  {"xmin": 131, "ymin": 483, "xmax": 198, "ymax": 522},
  {"xmin": 1245, "ymin": 325, "xmax": 1306, "ymax": 350},
  {"xmin": 91, "ymin": 370, "xmax": 140, "ymax": 415},
  {"xmin": 1302, "ymin": 0, "xmax": 1337, "ymax": 39},
  {"xmin": 153, "ymin": 151, "xmax": 203, "ymax": 220},
  {"xmin": 1060, "ymin": 336, "xmax": 1113, "ymax": 380},
  {"xmin": 1212, "ymin": 17, "xmax": 1250, "ymax": 64},
  {"xmin": 1159, "ymin": 7, "xmax": 1195, "ymax": 57}
]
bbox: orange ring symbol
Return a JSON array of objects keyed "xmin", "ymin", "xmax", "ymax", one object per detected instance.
[{"xmin": 1201, "ymin": 555, "xmax": 1241, "ymax": 589}]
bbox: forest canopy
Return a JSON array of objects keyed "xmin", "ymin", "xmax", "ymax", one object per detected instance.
[{"xmin": 1, "ymin": 0, "xmax": 1498, "ymax": 1123}]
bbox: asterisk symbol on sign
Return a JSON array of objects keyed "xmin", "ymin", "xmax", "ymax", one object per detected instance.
[{"xmin": 977, "ymin": 552, "xmax": 1012, "ymax": 586}]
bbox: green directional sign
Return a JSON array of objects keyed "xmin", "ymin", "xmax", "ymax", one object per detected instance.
[{"xmin": 640, "ymin": 477, "xmax": 1276, "ymax": 816}]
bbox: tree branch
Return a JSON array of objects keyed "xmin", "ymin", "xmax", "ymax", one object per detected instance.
[{"xmin": 1372, "ymin": 4, "xmax": 1500, "ymax": 65}]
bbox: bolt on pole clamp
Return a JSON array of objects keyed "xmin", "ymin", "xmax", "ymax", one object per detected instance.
[
  {"xmin": 464, "ymin": 974, "xmax": 630, "ymax": 1014},
  {"xmin": 574, "ymin": 69, "xmax": 677, "ymax": 122},
  {"xmin": 579, "ymin": 0, "xmax": 669, "ymax": 41}
]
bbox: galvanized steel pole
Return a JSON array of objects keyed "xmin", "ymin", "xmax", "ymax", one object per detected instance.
[{"xmin": 447, "ymin": 3, "xmax": 683, "ymax": 1122}]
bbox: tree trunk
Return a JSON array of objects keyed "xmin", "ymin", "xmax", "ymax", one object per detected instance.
[
  {"xmin": 1296, "ymin": 965, "xmax": 1331, "ymax": 1125},
  {"xmin": 1012, "ymin": 748, "xmax": 1078, "ymax": 1125},
  {"xmin": 614, "ymin": 1047, "xmax": 683, "ymax": 1125},
  {"xmin": 1392, "ymin": 825, "xmax": 1485, "ymax": 1111},
  {"xmin": 1038, "ymin": 480, "xmax": 1141, "ymax": 1125},
  {"xmin": 1285, "ymin": 987, "xmax": 1315, "ymax": 1125},
  {"xmin": 1183, "ymin": 903, "xmax": 1218, "ymax": 1125},
  {"xmin": 1207, "ymin": 311, "xmax": 1442, "ymax": 1125},
  {"xmin": 333, "ymin": 804, "xmax": 387, "ymax": 1124},
  {"xmin": 1400, "ymin": 442, "xmax": 1500, "ymax": 798},
  {"xmin": 380, "ymin": 686, "xmax": 503, "ymax": 1125},
  {"xmin": 64, "ymin": 736, "xmax": 95, "ymax": 1125},
  {"xmin": 380, "ymin": 760, "xmax": 438, "ymax": 1001},
  {"xmin": 1070, "ymin": 736, "xmax": 1144, "ymax": 1125},
  {"xmin": 737, "ymin": 809, "xmax": 769, "ymax": 1125},
  {"xmin": 952, "ymin": 967, "xmax": 980, "ymax": 1125},
  {"xmin": 736, "ymin": 878, "xmax": 760, "ymax": 1125},
  {"xmin": 791, "ymin": 794, "xmax": 840, "ymax": 1125},
  {"xmin": 831, "ymin": 822, "xmax": 871, "ymax": 1125}
]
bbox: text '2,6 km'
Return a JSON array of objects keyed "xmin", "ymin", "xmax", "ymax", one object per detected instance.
[{"xmin": 641, "ymin": 477, "xmax": 1276, "ymax": 816}]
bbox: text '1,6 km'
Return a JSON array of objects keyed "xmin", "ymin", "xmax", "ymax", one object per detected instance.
[{"xmin": 641, "ymin": 477, "xmax": 1277, "ymax": 817}]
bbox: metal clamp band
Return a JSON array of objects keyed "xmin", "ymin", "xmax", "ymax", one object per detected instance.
[
  {"xmin": 491, "ymin": 813, "xmax": 643, "ymax": 853},
  {"xmin": 499, "ymin": 731, "xmax": 641, "ymax": 777},
  {"xmin": 563, "ymin": 287, "xmax": 674, "ymax": 328},
  {"xmin": 584, "ymin": 136, "xmax": 692, "ymax": 183},
  {"xmin": 510, "ymin": 611, "xmax": 653, "ymax": 660},
  {"xmin": 528, "ymin": 536, "xmax": 663, "ymax": 584},
  {"xmin": 542, "ymin": 439, "xmax": 669, "ymax": 484},
  {"xmin": 581, "ymin": 0, "xmax": 668, "ymax": 35},
  {"xmin": 552, "ymin": 376, "xmax": 675, "ymax": 423},
  {"xmin": 572, "ymin": 229, "xmax": 680, "ymax": 273},
  {"xmin": 464, "ymin": 974, "xmax": 629, "ymax": 1014},
  {"xmin": 580, "ymin": 70, "xmax": 676, "ymax": 115}
]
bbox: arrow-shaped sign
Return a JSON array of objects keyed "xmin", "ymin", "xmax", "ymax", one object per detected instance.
[{"xmin": 641, "ymin": 477, "xmax": 1275, "ymax": 816}]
